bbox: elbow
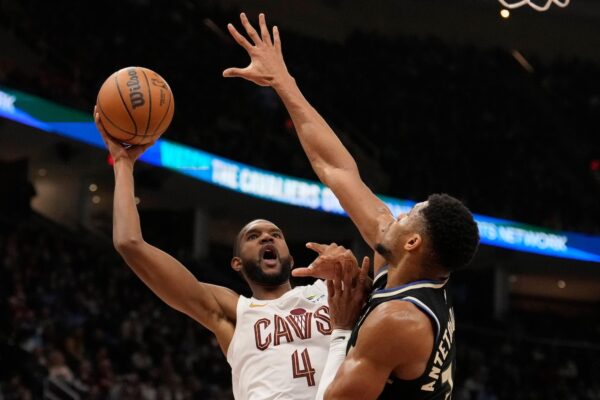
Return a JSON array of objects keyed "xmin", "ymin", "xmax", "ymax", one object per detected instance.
[{"xmin": 114, "ymin": 237, "xmax": 143, "ymax": 254}]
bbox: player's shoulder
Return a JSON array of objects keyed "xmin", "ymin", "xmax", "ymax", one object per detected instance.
[
  {"xmin": 289, "ymin": 280, "xmax": 328, "ymax": 305},
  {"xmin": 295, "ymin": 278, "xmax": 327, "ymax": 292},
  {"xmin": 350, "ymin": 300, "xmax": 434, "ymax": 371},
  {"xmin": 204, "ymin": 282, "xmax": 241, "ymax": 300},
  {"xmin": 361, "ymin": 300, "xmax": 433, "ymax": 347}
]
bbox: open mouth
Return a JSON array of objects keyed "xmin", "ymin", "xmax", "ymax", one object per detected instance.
[{"xmin": 260, "ymin": 245, "xmax": 279, "ymax": 266}]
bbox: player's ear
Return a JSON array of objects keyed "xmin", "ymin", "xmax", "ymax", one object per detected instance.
[
  {"xmin": 404, "ymin": 233, "xmax": 422, "ymax": 252},
  {"xmin": 231, "ymin": 257, "xmax": 243, "ymax": 272}
]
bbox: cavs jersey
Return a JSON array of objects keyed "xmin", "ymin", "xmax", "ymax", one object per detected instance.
[
  {"xmin": 349, "ymin": 267, "xmax": 456, "ymax": 399},
  {"xmin": 227, "ymin": 280, "xmax": 332, "ymax": 400}
]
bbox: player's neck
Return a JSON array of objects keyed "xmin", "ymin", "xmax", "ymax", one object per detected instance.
[
  {"xmin": 250, "ymin": 281, "xmax": 293, "ymax": 300},
  {"xmin": 385, "ymin": 262, "xmax": 448, "ymax": 288}
]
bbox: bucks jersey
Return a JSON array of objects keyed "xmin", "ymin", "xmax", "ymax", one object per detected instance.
[
  {"xmin": 349, "ymin": 267, "xmax": 456, "ymax": 399},
  {"xmin": 226, "ymin": 280, "xmax": 332, "ymax": 400}
]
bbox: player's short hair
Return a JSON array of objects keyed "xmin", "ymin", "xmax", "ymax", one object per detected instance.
[
  {"xmin": 233, "ymin": 229, "xmax": 244, "ymax": 258},
  {"xmin": 420, "ymin": 194, "xmax": 480, "ymax": 271},
  {"xmin": 233, "ymin": 219, "xmax": 278, "ymax": 257}
]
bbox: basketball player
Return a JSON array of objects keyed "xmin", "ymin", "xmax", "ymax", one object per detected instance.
[
  {"xmin": 224, "ymin": 13, "xmax": 480, "ymax": 399},
  {"xmin": 93, "ymin": 109, "xmax": 369, "ymax": 399}
]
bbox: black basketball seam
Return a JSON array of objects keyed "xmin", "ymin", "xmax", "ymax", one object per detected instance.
[
  {"xmin": 154, "ymin": 83, "xmax": 173, "ymax": 135},
  {"xmin": 97, "ymin": 100, "xmax": 137, "ymax": 138},
  {"xmin": 96, "ymin": 112, "xmax": 121, "ymax": 142},
  {"xmin": 140, "ymin": 68, "xmax": 152, "ymax": 137},
  {"xmin": 115, "ymin": 70, "xmax": 139, "ymax": 135},
  {"xmin": 98, "ymin": 109, "xmax": 136, "ymax": 142}
]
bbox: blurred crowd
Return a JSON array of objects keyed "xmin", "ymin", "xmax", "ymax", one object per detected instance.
[
  {"xmin": 456, "ymin": 323, "xmax": 600, "ymax": 400},
  {"xmin": 0, "ymin": 215, "xmax": 233, "ymax": 399},
  {"xmin": 2, "ymin": 210, "xmax": 600, "ymax": 399},
  {"xmin": 0, "ymin": 0, "xmax": 599, "ymax": 234}
]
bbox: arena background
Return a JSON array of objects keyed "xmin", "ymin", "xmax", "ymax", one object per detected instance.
[{"xmin": 1, "ymin": 0, "xmax": 599, "ymax": 398}]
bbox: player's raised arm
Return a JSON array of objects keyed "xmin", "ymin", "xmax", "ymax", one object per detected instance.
[
  {"xmin": 94, "ymin": 109, "xmax": 238, "ymax": 354},
  {"xmin": 223, "ymin": 13, "xmax": 395, "ymax": 251}
]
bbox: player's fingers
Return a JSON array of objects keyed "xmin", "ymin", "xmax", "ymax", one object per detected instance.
[
  {"xmin": 327, "ymin": 279, "xmax": 335, "ymax": 299},
  {"xmin": 321, "ymin": 242, "xmax": 338, "ymax": 255},
  {"xmin": 227, "ymin": 23, "xmax": 253, "ymax": 51},
  {"xmin": 223, "ymin": 67, "xmax": 250, "ymax": 79},
  {"xmin": 138, "ymin": 140, "xmax": 155, "ymax": 152},
  {"xmin": 291, "ymin": 266, "xmax": 315, "ymax": 277},
  {"xmin": 306, "ymin": 242, "xmax": 328, "ymax": 254},
  {"xmin": 333, "ymin": 263, "xmax": 343, "ymax": 295},
  {"xmin": 356, "ymin": 256, "xmax": 370, "ymax": 291},
  {"xmin": 359, "ymin": 256, "xmax": 370, "ymax": 280},
  {"xmin": 342, "ymin": 249, "xmax": 357, "ymax": 264},
  {"xmin": 94, "ymin": 115, "xmax": 124, "ymax": 149},
  {"xmin": 310, "ymin": 256, "xmax": 327, "ymax": 269},
  {"xmin": 240, "ymin": 13, "xmax": 262, "ymax": 45},
  {"xmin": 95, "ymin": 118, "xmax": 107, "ymax": 137},
  {"xmin": 93, "ymin": 106, "xmax": 101, "ymax": 126},
  {"xmin": 342, "ymin": 261, "xmax": 353, "ymax": 296},
  {"xmin": 258, "ymin": 13, "xmax": 272, "ymax": 46},
  {"xmin": 94, "ymin": 110, "xmax": 109, "ymax": 143},
  {"xmin": 130, "ymin": 146, "xmax": 148, "ymax": 160},
  {"xmin": 94, "ymin": 109, "xmax": 102, "ymax": 130},
  {"xmin": 273, "ymin": 26, "xmax": 282, "ymax": 52}
]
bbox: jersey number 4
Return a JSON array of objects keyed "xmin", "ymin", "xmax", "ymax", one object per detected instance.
[{"xmin": 292, "ymin": 349, "xmax": 316, "ymax": 386}]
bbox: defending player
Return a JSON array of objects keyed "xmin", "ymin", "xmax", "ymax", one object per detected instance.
[
  {"xmin": 93, "ymin": 109, "xmax": 368, "ymax": 400},
  {"xmin": 224, "ymin": 13, "xmax": 480, "ymax": 399}
]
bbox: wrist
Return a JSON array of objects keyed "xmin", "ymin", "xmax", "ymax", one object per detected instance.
[
  {"xmin": 113, "ymin": 157, "xmax": 134, "ymax": 168},
  {"xmin": 331, "ymin": 328, "xmax": 351, "ymax": 338},
  {"xmin": 316, "ymin": 328, "xmax": 350, "ymax": 400},
  {"xmin": 272, "ymin": 73, "xmax": 295, "ymax": 92},
  {"xmin": 113, "ymin": 157, "xmax": 135, "ymax": 174},
  {"xmin": 331, "ymin": 320, "xmax": 355, "ymax": 331}
]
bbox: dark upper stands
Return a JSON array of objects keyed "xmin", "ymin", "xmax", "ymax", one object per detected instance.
[{"xmin": 0, "ymin": 0, "xmax": 598, "ymax": 234}]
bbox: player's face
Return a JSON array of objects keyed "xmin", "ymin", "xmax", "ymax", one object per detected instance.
[
  {"xmin": 378, "ymin": 202, "xmax": 428, "ymax": 260},
  {"xmin": 237, "ymin": 220, "xmax": 293, "ymax": 285}
]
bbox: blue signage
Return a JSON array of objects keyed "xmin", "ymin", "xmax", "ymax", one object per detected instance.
[{"xmin": 1, "ymin": 86, "xmax": 599, "ymax": 263}]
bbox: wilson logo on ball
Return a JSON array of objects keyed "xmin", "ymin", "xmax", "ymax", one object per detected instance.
[{"xmin": 126, "ymin": 68, "xmax": 145, "ymax": 109}]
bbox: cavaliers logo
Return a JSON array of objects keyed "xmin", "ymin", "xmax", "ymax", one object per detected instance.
[{"xmin": 254, "ymin": 306, "xmax": 331, "ymax": 351}]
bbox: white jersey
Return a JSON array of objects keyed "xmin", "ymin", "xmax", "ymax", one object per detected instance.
[{"xmin": 227, "ymin": 280, "xmax": 332, "ymax": 400}]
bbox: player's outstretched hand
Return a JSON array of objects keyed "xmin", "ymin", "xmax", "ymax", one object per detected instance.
[
  {"xmin": 94, "ymin": 105, "xmax": 153, "ymax": 165},
  {"xmin": 327, "ymin": 256, "xmax": 370, "ymax": 330},
  {"xmin": 223, "ymin": 13, "xmax": 290, "ymax": 87},
  {"xmin": 293, "ymin": 243, "xmax": 359, "ymax": 280}
]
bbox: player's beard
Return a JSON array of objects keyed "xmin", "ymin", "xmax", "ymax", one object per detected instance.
[
  {"xmin": 375, "ymin": 243, "xmax": 392, "ymax": 259},
  {"xmin": 242, "ymin": 255, "xmax": 293, "ymax": 286}
]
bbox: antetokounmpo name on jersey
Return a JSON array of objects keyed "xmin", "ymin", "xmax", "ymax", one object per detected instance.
[
  {"xmin": 254, "ymin": 305, "xmax": 332, "ymax": 350},
  {"xmin": 421, "ymin": 307, "xmax": 456, "ymax": 392}
]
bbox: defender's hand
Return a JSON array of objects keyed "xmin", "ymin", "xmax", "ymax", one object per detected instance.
[
  {"xmin": 293, "ymin": 243, "xmax": 358, "ymax": 280},
  {"xmin": 223, "ymin": 13, "xmax": 290, "ymax": 87},
  {"xmin": 328, "ymin": 256, "xmax": 370, "ymax": 330}
]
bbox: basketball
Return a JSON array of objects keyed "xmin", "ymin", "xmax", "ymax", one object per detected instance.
[{"xmin": 96, "ymin": 66, "xmax": 174, "ymax": 145}]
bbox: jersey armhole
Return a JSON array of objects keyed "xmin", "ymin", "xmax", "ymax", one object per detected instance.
[
  {"xmin": 226, "ymin": 295, "xmax": 247, "ymax": 362},
  {"xmin": 398, "ymin": 297, "xmax": 441, "ymax": 342}
]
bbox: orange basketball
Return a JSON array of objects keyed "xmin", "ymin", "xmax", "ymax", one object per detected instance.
[{"xmin": 96, "ymin": 66, "xmax": 174, "ymax": 145}]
